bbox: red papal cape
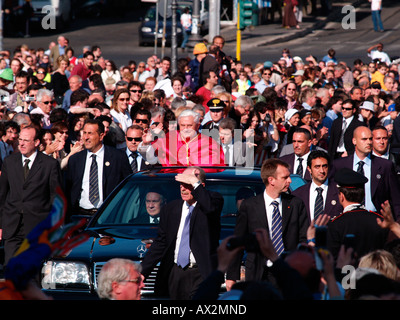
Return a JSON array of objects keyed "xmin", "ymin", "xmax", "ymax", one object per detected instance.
[{"xmin": 151, "ymin": 131, "xmax": 226, "ymax": 166}]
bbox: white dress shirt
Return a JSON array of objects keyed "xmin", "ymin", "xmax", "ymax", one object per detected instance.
[
  {"xmin": 337, "ymin": 116, "xmax": 354, "ymax": 153},
  {"xmin": 126, "ymin": 148, "xmax": 143, "ymax": 171},
  {"xmin": 293, "ymin": 151, "xmax": 310, "ymax": 178},
  {"xmin": 263, "ymin": 191, "xmax": 282, "ymax": 266},
  {"xmin": 79, "ymin": 146, "xmax": 105, "ymax": 209},
  {"xmin": 174, "ymin": 201, "xmax": 198, "ymax": 265},
  {"xmin": 353, "ymin": 153, "xmax": 376, "ymax": 212},
  {"xmin": 22, "ymin": 150, "xmax": 38, "ymax": 170},
  {"xmin": 309, "ymin": 180, "xmax": 329, "ymax": 221}
]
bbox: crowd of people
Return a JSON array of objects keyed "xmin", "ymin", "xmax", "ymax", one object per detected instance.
[{"xmin": 1, "ymin": 32, "xmax": 400, "ymax": 301}]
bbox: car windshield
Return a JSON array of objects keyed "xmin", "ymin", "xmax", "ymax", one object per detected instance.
[{"xmin": 93, "ymin": 178, "xmax": 265, "ymax": 228}]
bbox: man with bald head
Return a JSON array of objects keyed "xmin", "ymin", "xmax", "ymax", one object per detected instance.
[{"xmin": 332, "ymin": 126, "xmax": 400, "ymax": 220}]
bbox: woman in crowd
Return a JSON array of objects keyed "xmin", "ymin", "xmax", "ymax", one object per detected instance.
[{"xmin": 51, "ymin": 55, "xmax": 70, "ymax": 105}]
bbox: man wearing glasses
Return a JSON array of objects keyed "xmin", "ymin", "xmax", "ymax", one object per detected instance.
[
  {"xmin": 125, "ymin": 124, "xmax": 152, "ymax": 173},
  {"xmin": 255, "ymin": 67, "xmax": 275, "ymax": 95},
  {"xmin": 127, "ymin": 80, "xmax": 142, "ymax": 111},
  {"xmin": 0, "ymin": 125, "xmax": 61, "ymax": 266},
  {"xmin": 30, "ymin": 88, "xmax": 54, "ymax": 129},
  {"xmin": 328, "ymin": 99, "xmax": 367, "ymax": 160},
  {"xmin": 97, "ymin": 258, "xmax": 145, "ymax": 300},
  {"xmin": 131, "ymin": 109, "xmax": 151, "ymax": 130}
]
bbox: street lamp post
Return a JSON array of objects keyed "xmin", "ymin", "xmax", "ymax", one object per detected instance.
[{"xmin": 171, "ymin": 0, "xmax": 178, "ymax": 74}]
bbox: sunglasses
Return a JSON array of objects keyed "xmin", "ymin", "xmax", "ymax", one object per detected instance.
[
  {"xmin": 134, "ymin": 119, "xmax": 149, "ymax": 124},
  {"xmin": 118, "ymin": 98, "xmax": 129, "ymax": 101},
  {"xmin": 42, "ymin": 101, "xmax": 53, "ymax": 105},
  {"xmin": 342, "ymin": 107, "xmax": 353, "ymax": 111},
  {"xmin": 126, "ymin": 137, "xmax": 142, "ymax": 142},
  {"xmin": 130, "ymin": 89, "xmax": 142, "ymax": 93},
  {"xmin": 263, "ymin": 73, "xmax": 271, "ymax": 75}
]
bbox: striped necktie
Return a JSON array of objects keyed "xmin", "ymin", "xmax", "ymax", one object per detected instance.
[
  {"xmin": 130, "ymin": 152, "xmax": 138, "ymax": 173},
  {"xmin": 314, "ymin": 187, "xmax": 324, "ymax": 220},
  {"xmin": 296, "ymin": 157, "xmax": 303, "ymax": 177},
  {"xmin": 89, "ymin": 154, "xmax": 99, "ymax": 207},
  {"xmin": 271, "ymin": 201, "xmax": 284, "ymax": 256},
  {"xmin": 357, "ymin": 161, "xmax": 365, "ymax": 176}
]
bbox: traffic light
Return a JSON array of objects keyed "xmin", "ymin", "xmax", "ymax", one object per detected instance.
[{"xmin": 239, "ymin": 0, "xmax": 254, "ymax": 30}]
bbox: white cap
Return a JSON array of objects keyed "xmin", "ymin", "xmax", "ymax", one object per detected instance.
[
  {"xmin": 359, "ymin": 101, "xmax": 375, "ymax": 112},
  {"xmin": 285, "ymin": 109, "xmax": 299, "ymax": 122}
]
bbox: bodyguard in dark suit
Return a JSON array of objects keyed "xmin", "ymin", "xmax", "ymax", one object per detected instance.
[
  {"xmin": 0, "ymin": 125, "xmax": 62, "ymax": 265},
  {"xmin": 66, "ymin": 119, "xmax": 132, "ymax": 218},
  {"xmin": 140, "ymin": 167, "xmax": 224, "ymax": 299},
  {"xmin": 280, "ymin": 127, "xmax": 313, "ymax": 181},
  {"xmin": 328, "ymin": 99, "xmax": 366, "ymax": 160},
  {"xmin": 292, "ymin": 150, "xmax": 342, "ymax": 222},
  {"xmin": 226, "ymin": 159, "xmax": 309, "ymax": 289},
  {"xmin": 331, "ymin": 126, "xmax": 400, "ymax": 221},
  {"xmin": 125, "ymin": 124, "xmax": 153, "ymax": 173}
]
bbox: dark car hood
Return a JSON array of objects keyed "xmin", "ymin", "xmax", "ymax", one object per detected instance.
[{"xmin": 61, "ymin": 226, "xmax": 159, "ymax": 263}]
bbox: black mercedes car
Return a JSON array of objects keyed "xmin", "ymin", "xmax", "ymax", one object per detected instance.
[{"xmin": 40, "ymin": 167, "xmax": 306, "ymax": 299}]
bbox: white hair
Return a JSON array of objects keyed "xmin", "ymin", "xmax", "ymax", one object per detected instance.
[
  {"xmin": 36, "ymin": 88, "xmax": 54, "ymax": 102},
  {"xmin": 177, "ymin": 109, "xmax": 200, "ymax": 124}
]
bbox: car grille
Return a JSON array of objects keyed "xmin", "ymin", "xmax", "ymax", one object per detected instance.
[{"xmin": 94, "ymin": 262, "xmax": 159, "ymax": 295}]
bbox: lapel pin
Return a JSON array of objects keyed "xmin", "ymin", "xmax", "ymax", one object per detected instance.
[
  {"xmin": 331, "ymin": 200, "xmax": 336, "ymax": 205},
  {"xmin": 376, "ymin": 174, "xmax": 381, "ymax": 179},
  {"xmin": 105, "ymin": 161, "xmax": 110, "ymax": 166}
]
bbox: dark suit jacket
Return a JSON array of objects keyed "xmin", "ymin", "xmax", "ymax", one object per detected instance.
[
  {"xmin": 66, "ymin": 145, "xmax": 132, "ymax": 214},
  {"xmin": 327, "ymin": 208, "xmax": 389, "ymax": 260},
  {"xmin": 328, "ymin": 115, "xmax": 366, "ymax": 159},
  {"xmin": 279, "ymin": 153, "xmax": 312, "ymax": 181},
  {"xmin": 226, "ymin": 192, "xmax": 309, "ymax": 282},
  {"xmin": 140, "ymin": 185, "xmax": 224, "ymax": 296},
  {"xmin": 0, "ymin": 151, "xmax": 62, "ymax": 239},
  {"xmin": 292, "ymin": 179, "xmax": 343, "ymax": 222},
  {"xmin": 332, "ymin": 154, "xmax": 400, "ymax": 221}
]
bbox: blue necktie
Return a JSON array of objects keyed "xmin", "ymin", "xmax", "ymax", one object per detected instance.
[
  {"xmin": 177, "ymin": 204, "xmax": 194, "ymax": 268},
  {"xmin": 271, "ymin": 201, "xmax": 284, "ymax": 256}
]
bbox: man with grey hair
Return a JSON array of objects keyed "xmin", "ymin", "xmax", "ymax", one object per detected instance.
[
  {"xmin": 170, "ymin": 97, "xmax": 186, "ymax": 112},
  {"xmin": 12, "ymin": 112, "xmax": 32, "ymax": 129},
  {"xmin": 97, "ymin": 258, "xmax": 144, "ymax": 300},
  {"xmin": 228, "ymin": 95, "xmax": 254, "ymax": 129},
  {"xmin": 30, "ymin": 89, "xmax": 54, "ymax": 129},
  {"xmin": 140, "ymin": 109, "xmax": 225, "ymax": 166}
]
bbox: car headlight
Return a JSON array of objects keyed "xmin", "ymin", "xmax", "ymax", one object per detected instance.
[
  {"xmin": 41, "ymin": 261, "xmax": 90, "ymax": 290},
  {"xmin": 141, "ymin": 27, "xmax": 152, "ymax": 33}
]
